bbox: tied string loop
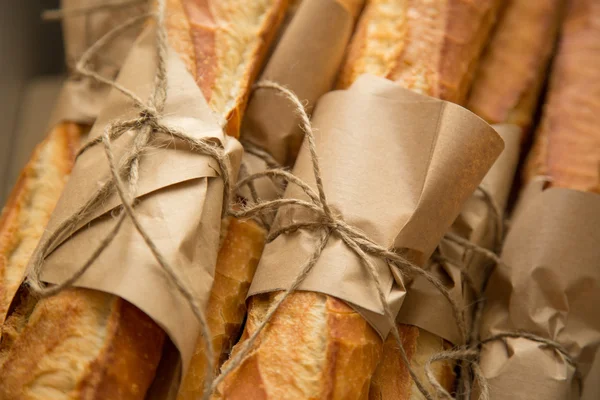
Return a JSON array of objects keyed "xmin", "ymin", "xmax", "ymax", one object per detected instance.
[
  {"xmin": 25, "ymin": 2, "xmax": 233, "ymax": 399},
  {"xmin": 217, "ymin": 80, "xmax": 469, "ymax": 400}
]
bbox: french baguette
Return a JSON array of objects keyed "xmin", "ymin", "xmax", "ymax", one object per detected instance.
[
  {"xmin": 0, "ymin": 1, "xmax": 287, "ymax": 399},
  {"xmin": 467, "ymin": 0, "xmax": 564, "ymax": 131},
  {"xmin": 371, "ymin": 2, "xmax": 565, "ymax": 399},
  {"xmin": 524, "ymin": 0, "xmax": 600, "ymax": 191},
  {"xmin": 214, "ymin": 1, "xmax": 501, "ymax": 399},
  {"xmin": 178, "ymin": 1, "xmax": 364, "ymax": 398}
]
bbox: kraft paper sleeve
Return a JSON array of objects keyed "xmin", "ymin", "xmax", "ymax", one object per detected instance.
[
  {"xmin": 247, "ymin": 74, "xmax": 504, "ymax": 337},
  {"xmin": 49, "ymin": 0, "xmax": 145, "ymax": 127},
  {"xmin": 396, "ymin": 124, "xmax": 522, "ymax": 344},
  {"xmin": 29, "ymin": 25, "xmax": 243, "ymax": 378},
  {"xmin": 477, "ymin": 186, "xmax": 600, "ymax": 399},
  {"xmin": 239, "ymin": 0, "xmax": 362, "ymax": 205}
]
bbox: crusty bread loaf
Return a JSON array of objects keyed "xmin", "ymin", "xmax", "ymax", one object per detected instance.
[
  {"xmin": 467, "ymin": 0, "xmax": 564, "ymax": 131},
  {"xmin": 524, "ymin": 0, "xmax": 600, "ymax": 191},
  {"xmin": 214, "ymin": 1, "xmax": 501, "ymax": 399},
  {"xmin": 166, "ymin": 0, "xmax": 288, "ymax": 138},
  {"xmin": 180, "ymin": 1, "xmax": 365, "ymax": 398},
  {"xmin": 337, "ymin": 0, "xmax": 501, "ymax": 103},
  {"xmin": 0, "ymin": 123, "xmax": 81, "ymax": 326},
  {"xmin": 0, "ymin": 1, "xmax": 287, "ymax": 399},
  {"xmin": 177, "ymin": 217, "xmax": 267, "ymax": 400}
]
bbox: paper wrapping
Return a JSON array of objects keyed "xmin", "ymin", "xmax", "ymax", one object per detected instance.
[
  {"xmin": 240, "ymin": 0, "xmax": 360, "ymax": 204},
  {"xmin": 30, "ymin": 25, "xmax": 243, "ymax": 377},
  {"xmin": 247, "ymin": 75, "xmax": 504, "ymax": 337},
  {"xmin": 396, "ymin": 124, "xmax": 522, "ymax": 344},
  {"xmin": 49, "ymin": 0, "xmax": 145, "ymax": 127},
  {"xmin": 477, "ymin": 186, "xmax": 600, "ymax": 399}
]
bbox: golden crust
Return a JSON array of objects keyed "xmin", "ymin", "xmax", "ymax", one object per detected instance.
[
  {"xmin": 0, "ymin": 289, "xmax": 164, "ymax": 400},
  {"xmin": 369, "ymin": 325, "xmax": 454, "ymax": 400},
  {"xmin": 524, "ymin": 0, "xmax": 600, "ymax": 191},
  {"xmin": 0, "ymin": 122, "xmax": 80, "ymax": 324},
  {"xmin": 214, "ymin": 292, "xmax": 382, "ymax": 400},
  {"xmin": 338, "ymin": 0, "xmax": 501, "ymax": 104},
  {"xmin": 168, "ymin": 0, "xmax": 289, "ymax": 137},
  {"xmin": 467, "ymin": 0, "xmax": 564, "ymax": 131},
  {"xmin": 178, "ymin": 218, "xmax": 267, "ymax": 400}
]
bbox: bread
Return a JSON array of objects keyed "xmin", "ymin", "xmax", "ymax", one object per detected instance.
[
  {"xmin": 179, "ymin": 1, "xmax": 364, "ymax": 398},
  {"xmin": 0, "ymin": 123, "xmax": 81, "ymax": 326},
  {"xmin": 337, "ymin": 0, "xmax": 501, "ymax": 103},
  {"xmin": 467, "ymin": 0, "xmax": 564, "ymax": 131},
  {"xmin": 524, "ymin": 0, "xmax": 600, "ymax": 191},
  {"xmin": 177, "ymin": 217, "xmax": 267, "ymax": 400},
  {"xmin": 0, "ymin": 1, "xmax": 287, "ymax": 399},
  {"xmin": 214, "ymin": 1, "xmax": 501, "ymax": 399},
  {"xmin": 166, "ymin": 0, "xmax": 288, "ymax": 138}
]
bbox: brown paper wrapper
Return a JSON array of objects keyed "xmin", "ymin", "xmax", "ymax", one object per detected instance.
[
  {"xmin": 478, "ymin": 186, "xmax": 600, "ymax": 399},
  {"xmin": 239, "ymin": 0, "xmax": 360, "ymax": 209},
  {"xmin": 242, "ymin": 0, "xmax": 358, "ymax": 167},
  {"xmin": 49, "ymin": 0, "xmax": 145, "ymax": 127},
  {"xmin": 396, "ymin": 124, "xmax": 522, "ymax": 344},
  {"xmin": 247, "ymin": 74, "xmax": 504, "ymax": 337},
  {"xmin": 29, "ymin": 25, "xmax": 242, "ymax": 377}
]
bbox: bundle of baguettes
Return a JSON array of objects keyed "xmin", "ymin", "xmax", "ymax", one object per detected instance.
[
  {"xmin": 0, "ymin": 0, "xmax": 146, "ymax": 330},
  {"xmin": 213, "ymin": 1, "xmax": 503, "ymax": 399},
  {"xmin": 371, "ymin": 1, "xmax": 565, "ymax": 398},
  {"xmin": 476, "ymin": 0, "xmax": 600, "ymax": 397},
  {"xmin": 176, "ymin": 1, "xmax": 364, "ymax": 398},
  {"xmin": 0, "ymin": 1, "xmax": 287, "ymax": 398},
  {"xmin": 0, "ymin": 0, "xmax": 146, "ymax": 368}
]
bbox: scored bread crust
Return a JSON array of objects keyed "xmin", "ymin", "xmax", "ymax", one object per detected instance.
[
  {"xmin": 337, "ymin": 0, "xmax": 501, "ymax": 103},
  {"xmin": 214, "ymin": 1, "xmax": 502, "ymax": 399},
  {"xmin": 167, "ymin": 0, "xmax": 289, "ymax": 138},
  {"xmin": 0, "ymin": 122, "xmax": 81, "ymax": 325},
  {"xmin": 524, "ymin": 0, "xmax": 600, "ymax": 191},
  {"xmin": 0, "ymin": 1, "xmax": 287, "ymax": 399},
  {"xmin": 467, "ymin": 0, "xmax": 564, "ymax": 131},
  {"xmin": 177, "ymin": 218, "xmax": 267, "ymax": 400},
  {"xmin": 215, "ymin": 292, "xmax": 382, "ymax": 400}
]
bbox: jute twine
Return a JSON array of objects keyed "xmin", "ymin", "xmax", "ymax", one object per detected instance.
[
  {"xmin": 29, "ymin": 2, "xmax": 234, "ymax": 399},
  {"xmin": 35, "ymin": 2, "xmax": 580, "ymax": 399}
]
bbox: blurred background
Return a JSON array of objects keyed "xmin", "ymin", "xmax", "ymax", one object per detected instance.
[{"xmin": 0, "ymin": 0, "xmax": 64, "ymax": 204}]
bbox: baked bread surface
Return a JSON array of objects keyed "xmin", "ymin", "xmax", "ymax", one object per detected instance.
[{"xmin": 524, "ymin": 0, "xmax": 600, "ymax": 191}]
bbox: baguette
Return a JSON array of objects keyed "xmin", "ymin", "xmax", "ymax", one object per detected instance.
[
  {"xmin": 214, "ymin": 1, "xmax": 501, "ymax": 399},
  {"xmin": 371, "ymin": 2, "xmax": 564, "ymax": 399},
  {"xmin": 178, "ymin": 1, "xmax": 364, "ymax": 398},
  {"xmin": 0, "ymin": 1, "xmax": 287, "ymax": 399},
  {"xmin": 467, "ymin": 0, "xmax": 564, "ymax": 131},
  {"xmin": 0, "ymin": 123, "xmax": 81, "ymax": 326},
  {"xmin": 524, "ymin": 0, "xmax": 600, "ymax": 191}
]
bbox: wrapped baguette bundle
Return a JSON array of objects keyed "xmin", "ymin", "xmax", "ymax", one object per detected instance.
[
  {"xmin": 373, "ymin": 1, "xmax": 565, "ymax": 398},
  {"xmin": 0, "ymin": 0, "xmax": 288, "ymax": 399},
  {"xmin": 214, "ymin": 1, "xmax": 505, "ymax": 399},
  {"xmin": 176, "ymin": 1, "xmax": 365, "ymax": 399},
  {"xmin": 0, "ymin": 0, "xmax": 145, "ymax": 329},
  {"xmin": 475, "ymin": 0, "xmax": 600, "ymax": 398}
]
